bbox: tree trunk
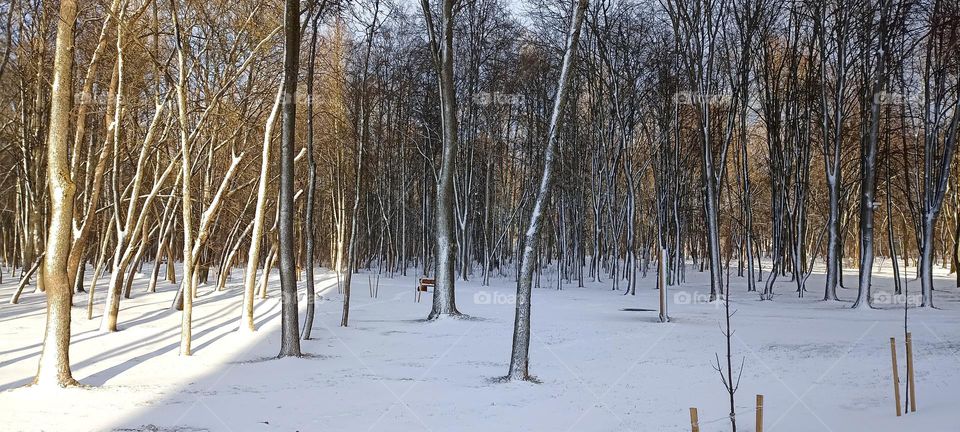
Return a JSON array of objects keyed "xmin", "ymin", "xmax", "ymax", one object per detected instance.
[
  {"xmin": 507, "ymin": 0, "xmax": 587, "ymax": 381},
  {"xmin": 422, "ymin": 0, "xmax": 461, "ymax": 320},
  {"xmin": 34, "ymin": 0, "xmax": 79, "ymax": 388},
  {"xmin": 302, "ymin": 12, "xmax": 321, "ymax": 340},
  {"xmin": 241, "ymin": 86, "xmax": 283, "ymax": 331},
  {"xmin": 277, "ymin": 0, "xmax": 302, "ymax": 357}
]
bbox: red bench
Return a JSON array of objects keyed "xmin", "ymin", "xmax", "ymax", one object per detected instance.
[{"xmin": 415, "ymin": 278, "xmax": 435, "ymax": 303}]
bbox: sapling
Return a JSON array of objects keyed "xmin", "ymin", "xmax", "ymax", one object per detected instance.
[{"xmin": 713, "ymin": 260, "xmax": 744, "ymax": 431}]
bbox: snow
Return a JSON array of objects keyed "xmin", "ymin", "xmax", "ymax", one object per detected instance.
[{"xmin": 1, "ymin": 262, "xmax": 959, "ymax": 431}]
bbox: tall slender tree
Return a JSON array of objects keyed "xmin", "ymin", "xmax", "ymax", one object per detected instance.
[
  {"xmin": 815, "ymin": 0, "xmax": 855, "ymax": 302},
  {"xmin": 34, "ymin": 0, "xmax": 79, "ymax": 387},
  {"xmin": 278, "ymin": 0, "xmax": 303, "ymax": 357},
  {"xmin": 507, "ymin": 0, "xmax": 588, "ymax": 382},
  {"xmin": 302, "ymin": 11, "xmax": 322, "ymax": 340},
  {"xmin": 915, "ymin": 0, "xmax": 959, "ymax": 308},
  {"xmin": 665, "ymin": 0, "xmax": 733, "ymax": 301}
]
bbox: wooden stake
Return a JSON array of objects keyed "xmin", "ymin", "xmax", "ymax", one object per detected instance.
[
  {"xmin": 689, "ymin": 407, "xmax": 699, "ymax": 432},
  {"xmin": 756, "ymin": 394, "xmax": 764, "ymax": 432},
  {"xmin": 890, "ymin": 337, "xmax": 901, "ymax": 416},
  {"xmin": 906, "ymin": 332, "xmax": 916, "ymax": 412},
  {"xmin": 659, "ymin": 248, "xmax": 668, "ymax": 323}
]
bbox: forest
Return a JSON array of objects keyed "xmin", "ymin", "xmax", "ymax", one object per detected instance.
[{"xmin": 0, "ymin": 0, "xmax": 959, "ymax": 430}]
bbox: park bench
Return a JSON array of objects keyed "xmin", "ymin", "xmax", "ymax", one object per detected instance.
[{"xmin": 415, "ymin": 278, "xmax": 435, "ymax": 303}]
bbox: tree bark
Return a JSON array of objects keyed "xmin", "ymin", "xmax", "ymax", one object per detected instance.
[
  {"xmin": 302, "ymin": 12, "xmax": 321, "ymax": 340},
  {"xmin": 34, "ymin": 0, "xmax": 79, "ymax": 387},
  {"xmin": 277, "ymin": 0, "xmax": 302, "ymax": 357},
  {"xmin": 421, "ymin": 0, "xmax": 461, "ymax": 320},
  {"xmin": 507, "ymin": 0, "xmax": 587, "ymax": 381},
  {"xmin": 241, "ymin": 86, "xmax": 283, "ymax": 332}
]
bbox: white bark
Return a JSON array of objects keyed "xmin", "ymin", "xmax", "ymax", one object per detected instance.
[
  {"xmin": 240, "ymin": 85, "xmax": 284, "ymax": 332},
  {"xmin": 507, "ymin": 0, "xmax": 587, "ymax": 381}
]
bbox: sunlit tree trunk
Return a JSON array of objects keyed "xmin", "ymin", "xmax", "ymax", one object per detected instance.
[
  {"xmin": 277, "ymin": 0, "xmax": 302, "ymax": 357},
  {"xmin": 34, "ymin": 0, "xmax": 79, "ymax": 388},
  {"xmin": 172, "ymin": 2, "xmax": 195, "ymax": 355},
  {"xmin": 241, "ymin": 86, "xmax": 283, "ymax": 332}
]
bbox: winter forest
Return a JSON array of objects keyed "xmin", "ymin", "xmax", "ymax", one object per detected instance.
[{"xmin": 1, "ymin": 0, "xmax": 959, "ymax": 430}]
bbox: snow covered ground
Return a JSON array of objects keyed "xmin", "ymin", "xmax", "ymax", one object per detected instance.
[{"xmin": 1, "ymin": 261, "xmax": 958, "ymax": 432}]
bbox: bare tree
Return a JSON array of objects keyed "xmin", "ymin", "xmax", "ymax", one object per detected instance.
[
  {"xmin": 240, "ymin": 86, "xmax": 283, "ymax": 332},
  {"xmin": 914, "ymin": 0, "xmax": 959, "ymax": 308},
  {"xmin": 421, "ymin": 0, "xmax": 461, "ymax": 319},
  {"xmin": 507, "ymin": 0, "xmax": 588, "ymax": 382},
  {"xmin": 33, "ymin": 0, "xmax": 79, "ymax": 388},
  {"xmin": 278, "ymin": 0, "xmax": 303, "ymax": 357},
  {"xmin": 665, "ymin": 0, "xmax": 735, "ymax": 301},
  {"xmin": 814, "ymin": 0, "xmax": 856, "ymax": 301},
  {"xmin": 302, "ymin": 11, "xmax": 322, "ymax": 340}
]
